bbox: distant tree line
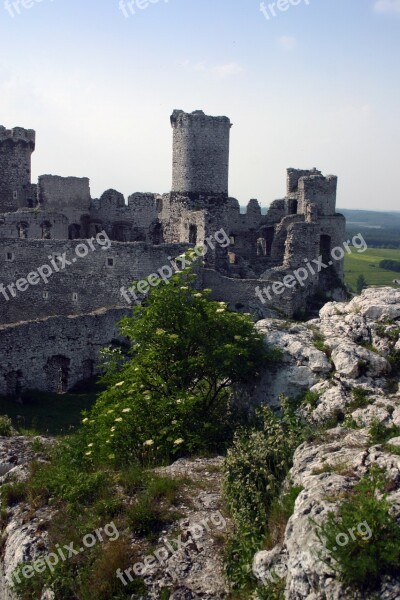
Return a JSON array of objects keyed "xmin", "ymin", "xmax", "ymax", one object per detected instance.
[
  {"xmin": 346, "ymin": 228, "xmax": 400, "ymax": 249},
  {"xmin": 379, "ymin": 260, "xmax": 400, "ymax": 273}
]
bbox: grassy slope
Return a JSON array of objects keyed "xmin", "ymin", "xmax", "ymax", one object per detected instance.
[{"xmin": 344, "ymin": 248, "xmax": 400, "ymax": 289}]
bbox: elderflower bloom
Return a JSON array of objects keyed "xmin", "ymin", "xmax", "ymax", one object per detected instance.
[
  {"xmin": 143, "ymin": 440, "xmax": 154, "ymax": 447},
  {"xmin": 115, "ymin": 417, "xmax": 123, "ymax": 423},
  {"xmin": 122, "ymin": 408, "xmax": 132, "ymax": 413},
  {"xmin": 174, "ymin": 438, "xmax": 184, "ymax": 446}
]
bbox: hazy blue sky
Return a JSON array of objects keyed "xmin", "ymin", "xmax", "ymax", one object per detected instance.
[{"xmin": 0, "ymin": 0, "xmax": 399, "ymax": 209}]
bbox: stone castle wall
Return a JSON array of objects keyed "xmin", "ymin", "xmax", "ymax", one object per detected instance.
[
  {"xmin": 0, "ymin": 239, "xmax": 190, "ymax": 325},
  {"xmin": 0, "ymin": 308, "xmax": 128, "ymax": 395},
  {"xmin": 0, "ymin": 210, "xmax": 69, "ymax": 240}
]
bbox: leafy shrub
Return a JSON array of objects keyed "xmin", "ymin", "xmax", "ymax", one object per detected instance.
[
  {"xmin": 369, "ymin": 419, "xmax": 400, "ymax": 445},
  {"xmin": 301, "ymin": 390, "xmax": 321, "ymax": 410},
  {"xmin": 384, "ymin": 443, "xmax": 400, "ymax": 456},
  {"xmin": 375, "ymin": 324, "xmax": 400, "ymax": 341},
  {"xmin": 349, "ymin": 387, "xmax": 372, "ymax": 410},
  {"xmin": 0, "ymin": 415, "xmax": 13, "ymax": 436},
  {"xmin": 83, "ymin": 260, "xmax": 277, "ymax": 464},
  {"xmin": 264, "ymin": 486, "xmax": 303, "ymax": 548},
  {"xmin": 0, "ymin": 482, "xmax": 27, "ymax": 507},
  {"xmin": 223, "ymin": 397, "xmax": 305, "ymax": 593},
  {"xmin": 315, "ymin": 467, "xmax": 400, "ymax": 589},
  {"xmin": 27, "ymin": 435, "xmax": 109, "ymax": 508},
  {"xmin": 256, "ymin": 578, "xmax": 286, "ymax": 600},
  {"xmin": 313, "ymin": 333, "xmax": 332, "ymax": 358}
]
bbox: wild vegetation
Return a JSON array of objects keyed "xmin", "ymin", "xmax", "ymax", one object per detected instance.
[
  {"xmin": 315, "ymin": 467, "xmax": 400, "ymax": 590},
  {"xmin": 2, "ymin": 258, "xmax": 278, "ymax": 599}
]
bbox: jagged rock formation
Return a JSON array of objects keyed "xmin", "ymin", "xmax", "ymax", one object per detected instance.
[
  {"xmin": 253, "ymin": 287, "xmax": 400, "ymax": 599},
  {"xmin": 0, "ymin": 436, "xmax": 54, "ymax": 600}
]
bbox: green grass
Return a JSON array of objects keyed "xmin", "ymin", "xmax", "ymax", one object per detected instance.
[
  {"xmin": 8, "ymin": 432, "xmax": 190, "ymax": 600},
  {"xmin": 0, "ymin": 386, "xmax": 100, "ymax": 437},
  {"xmin": 345, "ymin": 248, "xmax": 400, "ymax": 290}
]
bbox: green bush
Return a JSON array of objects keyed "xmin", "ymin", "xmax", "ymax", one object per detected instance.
[
  {"xmin": 223, "ymin": 397, "xmax": 306, "ymax": 593},
  {"xmin": 0, "ymin": 415, "xmax": 13, "ymax": 436},
  {"xmin": 265, "ymin": 486, "xmax": 303, "ymax": 548},
  {"xmin": 301, "ymin": 390, "xmax": 321, "ymax": 410},
  {"xmin": 349, "ymin": 387, "xmax": 372, "ymax": 410},
  {"xmin": 0, "ymin": 482, "xmax": 27, "ymax": 507},
  {"xmin": 83, "ymin": 259, "xmax": 277, "ymax": 465},
  {"xmin": 369, "ymin": 419, "xmax": 400, "ymax": 445},
  {"xmin": 385, "ymin": 443, "xmax": 400, "ymax": 456},
  {"xmin": 315, "ymin": 467, "xmax": 400, "ymax": 589}
]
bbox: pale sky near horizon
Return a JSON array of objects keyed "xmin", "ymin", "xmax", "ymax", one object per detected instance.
[{"xmin": 0, "ymin": 0, "xmax": 399, "ymax": 210}]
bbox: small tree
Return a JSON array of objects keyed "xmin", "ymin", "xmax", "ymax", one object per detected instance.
[
  {"xmin": 84, "ymin": 257, "xmax": 277, "ymax": 464},
  {"xmin": 356, "ymin": 274, "xmax": 367, "ymax": 294}
]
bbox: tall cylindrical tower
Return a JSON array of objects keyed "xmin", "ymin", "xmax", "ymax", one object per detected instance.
[
  {"xmin": 0, "ymin": 126, "xmax": 36, "ymax": 213},
  {"xmin": 170, "ymin": 110, "xmax": 231, "ymax": 196}
]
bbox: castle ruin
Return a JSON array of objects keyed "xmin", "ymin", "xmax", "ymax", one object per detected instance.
[{"xmin": 0, "ymin": 110, "xmax": 346, "ymax": 395}]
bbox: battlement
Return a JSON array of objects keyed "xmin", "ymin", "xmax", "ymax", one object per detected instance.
[
  {"xmin": 170, "ymin": 109, "xmax": 231, "ymax": 129},
  {"xmin": 287, "ymin": 168, "xmax": 321, "ymax": 194},
  {"xmin": 0, "ymin": 126, "xmax": 36, "ymax": 149},
  {"xmin": 298, "ymin": 173, "xmax": 338, "ymax": 216}
]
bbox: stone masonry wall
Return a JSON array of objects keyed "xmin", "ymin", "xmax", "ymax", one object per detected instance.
[
  {"xmin": 201, "ymin": 268, "xmax": 313, "ymax": 318},
  {"xmin": 0, "ymin": 308, "xmax": 128, "ymax": 395},
  {"xmin": 0, "ymin": 210, "xmax": 68, "ymax": 240},
  {"xmin": 0, "ymin": 240, "xmax": 190, "ymax": 325},
  {"xmin": 38, "ymin": 175, "xmax": 92, "ymax": 231}
]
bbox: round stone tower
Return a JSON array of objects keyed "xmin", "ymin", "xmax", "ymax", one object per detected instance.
[
  {"xmin": 170, "ymin": 110, "xmax": 232, "ymax": 196},
  {"xmin": 0, "ymin": 126, "xmax": 36, "ymax": 213}
]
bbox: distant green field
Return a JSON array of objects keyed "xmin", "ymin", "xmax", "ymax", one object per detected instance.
[{"xmin": 345, "ymin": 248, "xmax": 400, "ymax": 290}]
